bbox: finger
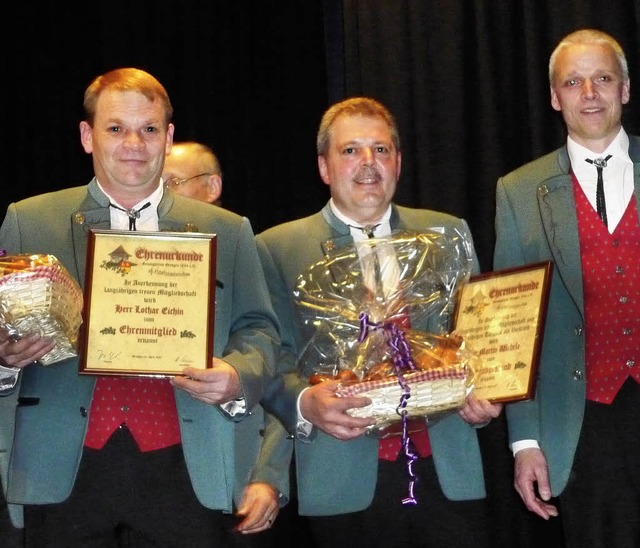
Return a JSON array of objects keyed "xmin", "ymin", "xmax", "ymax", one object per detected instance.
[
  {"xmin": 325, "ymin": 425, "xmax": 368, "ymax": 440},
  {"xmin": 235, "ymin": 510, "xmax": 277, "ymax": 534},
  {"xmin": 1, "ymin": 335, "xmax": 55, "ymax": 367},
  {"xmin": 528, "ymin": 498, "xmax": 558, "ymax": 520},
  {"xmin": 340, "ymin": 395, "xmax": 373, "ymax": 409},
  {"xmin": 536, "ymin": 475, "xmax": 552, "ymax": 501}
]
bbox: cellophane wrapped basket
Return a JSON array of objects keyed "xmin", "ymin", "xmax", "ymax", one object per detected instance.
[
  {"xmin": 294, "ymin": 228, "xmax": 482, "ymax": 435},
  {"xmin": 0, "ymin": 253, "xmax": 83, "ymax": 365}
]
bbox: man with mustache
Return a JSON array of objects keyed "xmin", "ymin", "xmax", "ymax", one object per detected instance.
[{"xmin": 257, "ymin": 97, "xmax": 502, "ymax": 548}]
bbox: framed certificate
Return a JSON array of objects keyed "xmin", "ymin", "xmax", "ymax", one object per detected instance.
[
  {"xmin": 453, "ymin": 261, "xmax": 553, "ymax": 403},
  {"xmin": 79, "ymin": 230, "xmax": 216, "ymax": 376}
]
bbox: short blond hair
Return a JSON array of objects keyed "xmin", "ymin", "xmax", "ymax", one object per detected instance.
[{"xmin": 549, "ymin": 29, "xmax": 629, "ymax": 86}]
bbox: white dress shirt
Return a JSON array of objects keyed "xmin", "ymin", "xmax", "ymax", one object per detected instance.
[
  {"xmin": 100, "ymin": 180, "xmax": 163, "ymax": 232},
  {"xmin": 568, "ymin": 127, "xmax": 634, "ymax": 233}
]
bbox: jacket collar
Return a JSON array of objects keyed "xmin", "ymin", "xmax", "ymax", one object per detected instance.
[
  {"xmin": 71, "ymin": 178, "xmax": 193, "ymax": 285},
  {"xmin": 319, "ymin": 201, "xmax": 402, "ymax": 255}
]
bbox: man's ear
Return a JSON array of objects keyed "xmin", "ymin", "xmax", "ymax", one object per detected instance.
[
  {"xmin": 207, "ymin": 174, "xmax": 223, "ymax": 204},
  {"xmin": 550, "ymin": 86, "xmax": 562, "ymax": 112},
  {"xmin": 622, "ymin": 79, "xmax": 631, "ymax": 105},
  {"xmin": 166, "ymin": 124, "xmax": 175, "ymax": 153},
  {"xmin": 79, "ymin": 121, "xmax": 93, "ymax": 154},
  {"xmin": 318, "ymin": 156, "xmax": 330, "ymax": 186}
]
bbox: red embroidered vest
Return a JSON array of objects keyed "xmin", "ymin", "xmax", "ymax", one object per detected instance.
[
  {"xmin": 573, "ymin": 175, "xmax": 640, "ymax": 403},
  {"xmin": 84, "ymin": 377, "xmax": 181, "ymax": 451}
]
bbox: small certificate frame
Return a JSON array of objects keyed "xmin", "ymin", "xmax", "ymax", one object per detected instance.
[
  {"xmin": 453, "ymin": 261, "xmax": 553, "ymax": 403},
  {"xmin": 79, "ymin": 230, "xmax": 216, "ymax": 377}
]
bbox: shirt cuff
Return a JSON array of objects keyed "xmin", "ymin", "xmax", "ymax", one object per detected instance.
[
  {"xmin": 0, "ymin": 365, "xmax": 20, "ymax": 391},
  {"xmin": 511, "ymin": 439, "xmax": 540, "ymax": 456},
  {"xmin": 220, "ymin": 398, "xmax": 246, "ymax": 416},
  {"xmin": 296, "ymin": 387, "xmax": 315, "ymax": 441}
]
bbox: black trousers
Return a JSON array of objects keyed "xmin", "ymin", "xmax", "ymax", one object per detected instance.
[
  {"xmin": 24, "ymin": 425, "xmax": 253, "ymax": 548},
  {"xmin": 560, "ymin": 377, "xmax": 640, "ymax": 548},
  {"xmin": 307, "ymin": 454, "xmax": 493, "ymax": 548}
]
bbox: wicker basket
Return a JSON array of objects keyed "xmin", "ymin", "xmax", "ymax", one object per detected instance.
[
  {"xmin": 336, "ymin": 365, "xmax": 469, "ymax": 430},
  {"xmin": 0, "ymin": 255, "xmax": 83, "ymax": 365}
]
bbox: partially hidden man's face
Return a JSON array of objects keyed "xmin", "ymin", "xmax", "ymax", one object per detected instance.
[
  {"xmin": 79, "ymin": 89, "xmax": 174, "ymax": 199},
  {"xmin": 163, "ymin": 149, "xmax": 221, "ymax": 204},
  {"xmin": 318, "ymin": 114, "xmax": 401, "ymax": 225},
  {"xmin": 550, "ymin": 42, "xmax": 630, "ymax": 152}
]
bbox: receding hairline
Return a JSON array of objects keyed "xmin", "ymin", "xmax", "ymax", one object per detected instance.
[
  {"xmin": 316, "ymin": 97, "xmax": 401, "ymax": 156},
  {"xmin": 167, "ymin": 141, "xmax": 222, "ymax": 176},
  {"xmin": 548, "ymin": 29, "xmax": 629, "ymax": 86}
]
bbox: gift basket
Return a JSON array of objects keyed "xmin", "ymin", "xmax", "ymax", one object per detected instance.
[
  {"xmin": 294, "ymin": 228, "xmax": 481, "ymax": 435},
  {"xmin": 0, "ymin": 252, "xmax": 83, "ymax": 366}
]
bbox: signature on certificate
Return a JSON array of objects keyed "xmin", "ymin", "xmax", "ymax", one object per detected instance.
[{"xmin": 96, "ymin": 349, "xmax": 122, "ymax": 364}]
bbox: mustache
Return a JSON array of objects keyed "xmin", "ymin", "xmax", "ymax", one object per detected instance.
[{"xmin": 354, "ymin": 166, "xmax": 381, "ymax": 182}]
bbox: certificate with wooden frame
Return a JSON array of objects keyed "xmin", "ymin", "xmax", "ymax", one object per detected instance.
[
  {"xmin": 452, "ymin": 261, "xmax": 553, "ymax": 403},
  {"xmin": 79, "ymin": 230, "xmax": 216, "ymax": 377}
]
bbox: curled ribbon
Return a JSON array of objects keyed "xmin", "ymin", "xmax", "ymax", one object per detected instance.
[{"xmin": 358, "ymin": 312, "xmax": 420, "ymax": 504}]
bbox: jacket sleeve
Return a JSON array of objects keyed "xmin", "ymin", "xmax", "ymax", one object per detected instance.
[
  {"xmin": 255, "ymin": 235, "xmax": 308, "ymax": 434},
  {"xmin": 219, "ymin": 218, "xmax": 280, "ymax": 415}
]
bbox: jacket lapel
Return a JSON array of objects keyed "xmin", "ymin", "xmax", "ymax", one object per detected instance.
[
  {"xmin": 70, "ymin": 180, "xmax": 111, "ymax": 287},
  {"xmin": 537, "ymin": 172, "xmax": 584, "ymax": 314},
  {"xmin": 320, "ymin": 203, "xmax": 353, "ymax": 256}
]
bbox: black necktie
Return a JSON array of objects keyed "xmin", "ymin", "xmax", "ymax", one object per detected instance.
[
  {"xmin": 109, "ymin": 202, "xmax": 152, "ymax": 231},
  {"xmin": 585, "ymin": 155, "xmax": 612, "ymax": 228}
]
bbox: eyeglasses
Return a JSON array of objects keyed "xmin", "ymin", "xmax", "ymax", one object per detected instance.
[{"xmin": 164, "ymin": 173, "xmax": 211, "ymax": 189}]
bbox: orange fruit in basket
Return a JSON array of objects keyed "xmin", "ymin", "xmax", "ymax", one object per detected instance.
[
  {"xmin": 337, "ymin": 369, "xmax": 358, "ymax": 382},
  {"xmin": 309, "ymin": 369, "xmax": 359, "ymax": 384},
  {"xmin": 364, "ymin": 361, "xmax": 395, "ymax": 380},
  {"xmin": 413, "ymin": 341, "xmax": 461, "ymax": 370},
  {"xmin": 309, "ymin": 373, "xmax": 335, "ymax": 385}
]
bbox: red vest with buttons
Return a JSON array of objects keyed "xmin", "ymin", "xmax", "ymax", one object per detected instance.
[
  {"xmin": 573, "ymin": 175, "xmax": 640, "ymax": 403},
  {"xmin": 84, "ymin": 377, "xmax": 181, "ymax": 451}
]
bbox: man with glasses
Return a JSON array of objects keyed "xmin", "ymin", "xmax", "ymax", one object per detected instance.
[{"xmin": 163, "ymin": 141, "xmax": 223, "ymax": 205}]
